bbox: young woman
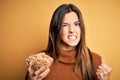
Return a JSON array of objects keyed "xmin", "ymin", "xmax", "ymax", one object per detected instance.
[{"xmin": 25, "ymin": 4, "xmax": 112, "ymax": 80}]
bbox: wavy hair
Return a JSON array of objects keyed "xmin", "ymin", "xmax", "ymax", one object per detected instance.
[{"xmin": 45, "ymin": 4, "xmax": 97, "ymax": 80}]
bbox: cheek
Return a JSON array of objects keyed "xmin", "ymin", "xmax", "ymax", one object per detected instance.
[
  {"xmin": 61, "ymin": 29, "xmax": 68, "ymax": 38},
  {"xmin": 77, "ymin": 28, "xmax": 81, "ymax": 39},
  {"xmin": 79, "ymin": 29, "xmax": 81, "ymax": 36},
  {"xmin": 76, "ymin": 27, "xmax": 81, "ymax": 34}
]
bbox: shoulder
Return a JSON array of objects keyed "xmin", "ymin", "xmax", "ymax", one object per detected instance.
[
  {"xmin": 90, "ymin": 52, "xmax": 102, "ymax": 71},
  {"xmin": 91, "ymin": 52, "xmax": 102, "ymax": 61}
]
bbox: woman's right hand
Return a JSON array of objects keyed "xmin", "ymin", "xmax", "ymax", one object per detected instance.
[{"xmin": 27, "ymin": 61, "xmax": 50, "ymax": 80}]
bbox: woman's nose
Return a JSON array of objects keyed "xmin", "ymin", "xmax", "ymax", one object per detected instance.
[{"xmin": 68, "ymin": 25, "xmax": 75, "ymax": 33}]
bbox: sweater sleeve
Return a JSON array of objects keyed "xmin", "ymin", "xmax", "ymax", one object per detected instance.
[{"xmin": 91, "ymin": 52, "xmax": 102, "ymax": 72}]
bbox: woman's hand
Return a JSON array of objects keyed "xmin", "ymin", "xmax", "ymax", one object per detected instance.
[
  {"xmin": 96, "ymin": 58, "xmax": 112, "ymax": 80},
  {"xmin": 27, "ymin": 61, "xmax": 50, "ymax": 80}
]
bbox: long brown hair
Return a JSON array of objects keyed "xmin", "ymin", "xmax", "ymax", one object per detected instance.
[{"xmin": 45, "ymin": 4, "xmax": 97, "ymax": 80}]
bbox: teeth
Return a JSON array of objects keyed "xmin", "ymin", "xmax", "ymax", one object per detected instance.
[{"xmin": 68, "ymin": 36, "xmax": 76, "ymax": 39}]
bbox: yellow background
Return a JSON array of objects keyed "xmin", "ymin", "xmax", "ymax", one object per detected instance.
[{"xmin": 0, "ymin": 0, "xmax": 120, "ymax": 80}]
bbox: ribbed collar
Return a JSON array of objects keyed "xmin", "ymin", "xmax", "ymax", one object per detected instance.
[{"xmin": 57, "ymin": 49, "xmax": 77, "ymax": 64}]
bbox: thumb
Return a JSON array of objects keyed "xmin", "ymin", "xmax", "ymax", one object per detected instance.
[{"xmin": 101, "ymin": 58, "xmax": 106, "ymax": 64}]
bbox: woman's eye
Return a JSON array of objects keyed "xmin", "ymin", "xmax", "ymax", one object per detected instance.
[
  {"xmin": 75, "ymin": 23, "xmax": 80, "ymax": 26},
  {"xmin": 62, "ymin": 24, "xmax": 68, "ymax": 27}
]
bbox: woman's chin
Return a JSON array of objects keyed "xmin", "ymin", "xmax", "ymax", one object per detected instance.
[{"xmin": 67, "ymin": 42, "xmax": 78, "ymax": 47}]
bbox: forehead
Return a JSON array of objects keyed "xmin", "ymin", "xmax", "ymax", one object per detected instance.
[{"xmin": 62, "ymin": 11, "xmax": 78, "ymax": 22}]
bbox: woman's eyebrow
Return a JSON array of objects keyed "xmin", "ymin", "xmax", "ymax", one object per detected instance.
[
  {"xmin": 62, "ymin": 22, "xmax": 68, "ymax": 24},
  {"xmin": 74, "ymin": 21, "xmax": 80, "ymax": 23}
]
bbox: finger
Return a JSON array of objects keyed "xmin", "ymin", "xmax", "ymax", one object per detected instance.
[
  {"xmin": 108, "ymin": 66, "xmax": 112, "ymax": 73},
  {"xmin": 101, "ymin": 58, "xmax": 108, "ymax": 72},
  {"xmin": 39, "ymin": 68, "xmax": 50, "ymax": 79},
  {"xmin": 28, "ymin": 61, "xmax": 37, "ymax": 77},
  {"xmin": 97, "ymin": 62, "xmax": 112, "ymax": 80},
  {"xmin": 99, "ymin": 65, "xmax": 107, "ymax": 74},
  {"xmin": 102, "ymin": 63, "xmax": 112, "ymax": 73},
  {"xmin": 97, "ymin": 68, "xmax": 104, "ymax": 77},
  {"xmin": 101, "ymin": 63, "xmax": 112, "ymax": 75},
  {"xmin": 96, "ymin": 73, "xmax": 100, "ymax": 79},
  {"xmin": 97, "ymin": 69, "xmax": 111, "ymax": 80},
  {"xmin": 99, "ymin": 65, "xmax": 111, "ymax": 77},
  {"xmin": 96, "ymin": 70, "xmax": 101, "ymax": 79},
  {"xmin": 101, "ymin": 58, "xmax": 105, "ymax": 64},
  {"xmin": 101, "ymin": 58, "xmax": 112, "ymax": 72},
  {"xmin": 35, "ymin": 66, "xmax": 45, "ymax": 75},
  {"xmin": 98, "ymin": 60, "xmax": 112, "ymax": 79},
  {"xmin": 28, "ymin": 62, "xmax": 33, "ymax": 73}
]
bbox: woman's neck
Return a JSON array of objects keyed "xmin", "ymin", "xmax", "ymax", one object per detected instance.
[
  {"xmin": 58, "ymin": 42, "xmax": 76, "ymax": 51},
  {"xmin": 57, "ymin": 47, "xmax": 77, "ymax": 64},
  {"xmin": 60, "ymin": 46, "xmax": 75, "ymax": 51}
]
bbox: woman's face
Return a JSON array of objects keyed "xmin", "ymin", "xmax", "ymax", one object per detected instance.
[{"xmin": 59, "ymin": 11, "xmax": 81, "ymax": 50}]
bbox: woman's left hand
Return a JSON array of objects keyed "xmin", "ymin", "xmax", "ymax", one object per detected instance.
[{"xmin": 96, "ymin": 58, "xmax": 112, "ymax": 80}]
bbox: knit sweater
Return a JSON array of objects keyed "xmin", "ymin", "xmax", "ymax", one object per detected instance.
[{"xmin": 43, "ymin": 49, "xmax": 102, "ymax": 80}]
